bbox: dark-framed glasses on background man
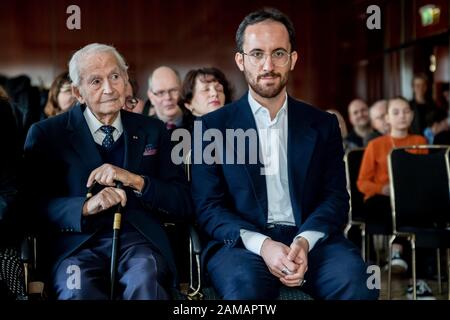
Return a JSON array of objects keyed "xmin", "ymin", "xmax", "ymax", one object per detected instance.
[{"xmin": 151, "ymin": 88, "xmax": 179, "ymax": 98}]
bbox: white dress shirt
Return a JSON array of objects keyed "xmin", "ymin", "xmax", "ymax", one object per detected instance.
[
  {"xmin": 83, "ymin": 107, "xmax": 123, "ymax": 145},
  {"xmin": 240, "ymin": 92, "xmax": 324, "ymax": 255}
]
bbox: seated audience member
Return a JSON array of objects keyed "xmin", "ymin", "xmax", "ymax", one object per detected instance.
[
  {"xmin": 23, "ymin": 43, "xmax": 192, "ymax": 300},
  {"xmin": 147, "ymin": 66, "xmax": 192, "ymax": 135},
  {"xmin": 357, "ymin": 97, "xmax": 434, "ymax": 299},
  {"xmin": 0, "ymin": 87, "xmax": 25, "ymax": 300},
  {"xmin": 181, "ymin": 67, "xmax": 232, "ymax": 121},
  {"xmin": 326, "ymin": 109, "xmax": 348, "ymax": 138},
  {"xmin": 123, "ymin": 78, "xmax": 145, "ymax": 114},
  {"xmin": 409, "ymin": 73, "xmax": 438, "ymax": 135},
  {"xmin": 364, "ymin": 99, "xmax": 388, "ymax": 145},
  {"xmin": 1, "ymin": 75, "xmax": 43, "ymax": 145},
  {"xmin": 192, "ymin": 8, "xmax": 377, "ymax": 300},
  {"xmin": 423, "ymin": 108, "xmax": 449, "ymax": 144},
  {"xmin": 43, "ymin": 72, "xmax": 76, "ymax": 118},
  {"xmin": 344, "ymin": 99, "xmax": 373, "ymax": 150},
  {"xmin": 326, "ymin": 109, "xmax": 349, "ymax": 151}
]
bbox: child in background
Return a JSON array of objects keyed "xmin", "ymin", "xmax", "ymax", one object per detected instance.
[{"xmin": 357, "ymin": 97, "xmax": 434, "ymax": 299}]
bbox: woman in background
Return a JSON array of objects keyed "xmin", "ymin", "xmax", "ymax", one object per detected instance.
[
  {"xmin": 44, "ymin": 72, "xmax": 75, "ymax": 118},
  {"xmin": 181, "ymin": 67, "xmax": 232, "ymax": 120}
]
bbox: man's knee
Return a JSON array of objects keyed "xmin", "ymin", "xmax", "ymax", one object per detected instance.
[
  {"xmin": 330, "ymin": 262, "xmax": 379, "ymax": 300},
  {"xmin": 121, "ymin": 257, "xmax": 170, "ymax": 300},
  {"xmin": 212, "ymin": 267, "xmax": 278, "ymax": 300},
  {"xmin": 53, "ymin": 274, "xmax": 108, "ymax": 300}
]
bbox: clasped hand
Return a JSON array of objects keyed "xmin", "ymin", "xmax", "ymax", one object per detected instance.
[
  {"xmin": 82, "ymin": 164, "xmax": 143, "ymax": 216},
  {"xmin": 260, "ymin": 237, "xmax": 309, "ymax": 287}
]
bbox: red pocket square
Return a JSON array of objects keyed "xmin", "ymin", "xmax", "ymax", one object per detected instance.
[{"xmin": 143, "ymin": 144, "xmax": 158, "ymax": 156}]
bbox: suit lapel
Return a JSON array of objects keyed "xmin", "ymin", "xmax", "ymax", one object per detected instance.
[
  {"xmin": 228, "ymin": 94, "xmax": 268, "ymax": 220},
  {"xmin": 287, "ymin": 97, "xmax": 317, "ymax": 225},
  {"xmin": 121, "ymin": 111, "xmax": 146, "ymax": 172},
  {"xmin": 67, "ymin": 104, "xmax": 103, "ymax": 172}
]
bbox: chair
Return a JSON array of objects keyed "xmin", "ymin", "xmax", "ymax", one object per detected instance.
[
  {"xmin": 344, "ymin": 148, "xmax": 391, "ymax": 264},
  {"xmin": 387, "ymin": 145, "xmax": 450, "ymax": 300},
  {"xmin": 183, "ymin": 150, "xmax": 312, "ymax": 300},
  {"xmin": 344, "ymin": 148, "xmax": 367, "ymax": 260}
]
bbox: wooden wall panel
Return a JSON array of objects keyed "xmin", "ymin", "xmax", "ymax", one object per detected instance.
[{"xmin": 1, "ymin": 0, "xmax": 374, "ymax": 113}]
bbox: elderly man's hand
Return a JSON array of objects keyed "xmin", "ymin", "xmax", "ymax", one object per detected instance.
[
  {"xmin": 82, "ymin": 187, "xmax": 127, "ymax": 216},
  {"xmin": 86, "ymin": 163, "xmax": 145, "ymax": 192},
  {"xmin": 281, "ymin": 237, "xmax": 309, "ymax": 287},
  {"xmin": 260, "ymin": 238, "xmax": 300, "ymax": 280}
]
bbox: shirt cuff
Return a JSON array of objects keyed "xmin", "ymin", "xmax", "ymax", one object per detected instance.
[
  {"xmin": 134, "ymin": 175, "xmax": 150, "ymax": 198},
  {"xmin": 295, "ymin": 231, "xmax": 325, "ymax": 252},
  {"xmin": 240, "ymin": 229, "xmax": 270, "ymax": 256}
]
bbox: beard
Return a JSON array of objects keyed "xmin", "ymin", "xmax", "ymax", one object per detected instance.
[{"xmin": 243, "ymin": 68, "xmax": 288, "ymax": 99}]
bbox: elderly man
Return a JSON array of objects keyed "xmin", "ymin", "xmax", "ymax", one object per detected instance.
[
  {"xmin": 24, "ymin": 43, "xmax": 192, "ymax": 300},
  {"xmin": 364, "ymin": 99, "xmax": 388, "ymax": 145},
  {"xmin": 344, "ymin": 99, "xmax": 373, "ymax": 149},
  {"xmin": 147, "ymin": 66, "xmax": 192, "ymax": 134},
  {"xmin": 191, "ymin": 8, "xmax": 378, "ymax": 300}
]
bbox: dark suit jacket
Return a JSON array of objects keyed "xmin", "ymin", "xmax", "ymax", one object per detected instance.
[
  {"xmin": 0, "ymin": 99, "xmax": 21, "ymax": 246},
  {"xmin": 23, "ymin": 104, "xmax": 192, "ymax": 283},
  {"xmin": 191, "ymin": 93, "xmax": 349, "ymax": 259}
]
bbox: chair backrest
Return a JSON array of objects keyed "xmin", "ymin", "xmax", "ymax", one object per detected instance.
[
  {"xmin": 388, "ymin": 145, "xmax": 450, "ymax": 231},
  {"xmin": 344, "ymin": 148, "xmax": 366, "ymax": 222}
]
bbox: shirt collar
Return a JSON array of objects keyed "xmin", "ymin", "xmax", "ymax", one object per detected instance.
[
  {"xmin": 169, "ymin": 113, "xmax": 183, "ymax": 127},
  {"xmin": 83, "ymin": 106, "xmax": 123, "ymax": 136},
  {"xmin": 248, "ymin": 91, "xmax": 288, "ymax": 119}
]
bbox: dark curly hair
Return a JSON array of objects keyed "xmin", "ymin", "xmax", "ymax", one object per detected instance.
[{"xmin": 181, "ymin": 67, "xmax": 233, "ymax": 107}]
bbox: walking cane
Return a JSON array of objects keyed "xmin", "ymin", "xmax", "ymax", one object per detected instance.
[
  {"xmin": 86, "ymin": 181, "xmax": 123, "ymax": 300},
  {"xmin": 110, "ymin": 181, "xmax": 123, "ymax": 300}
]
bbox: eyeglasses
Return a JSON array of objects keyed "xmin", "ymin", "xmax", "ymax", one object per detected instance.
[
  {"xmin": 241, "ymin": 49, "xmax": 292, "ymax": 67},
  {"xmin": 151, "ymin": 88, "xmax": 179, "ymax": 98},
  {"xmin": 125, "ymin": 97, "xmax": 139, "ymax": 110}
]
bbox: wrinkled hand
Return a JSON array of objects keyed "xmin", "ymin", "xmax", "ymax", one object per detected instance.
[
  {"xmin": 260, "ymin": 239, "xmax": 300, "ymax": 280},
  {"xmin": 86, "ymin": 163, "xmax": 144, "ymax": 192},
  {"xmin": 82, "ymin": 187, "xmax": 127, "ymax": 216},
  {"xmin": 381, "ymin": 183, "xmax": 390, "ymax": 196},
  {"xmin": 281, "ymin": 237, "xmax": 309, "ymax": 287}
]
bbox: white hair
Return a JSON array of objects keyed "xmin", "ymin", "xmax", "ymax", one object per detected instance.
[{"xmin": 68, "ymin": 43, "xmax": 128, "ymax": 86}]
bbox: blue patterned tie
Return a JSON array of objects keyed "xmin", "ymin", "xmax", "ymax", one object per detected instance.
[{"xmin": 100, "ymin": 125, "xmax": 115, "ymax": 149}]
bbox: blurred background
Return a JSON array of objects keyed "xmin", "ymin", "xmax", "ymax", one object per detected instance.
[{"xmin": 0, "ymin": 0, "xmax": 448, "ymax": 115}]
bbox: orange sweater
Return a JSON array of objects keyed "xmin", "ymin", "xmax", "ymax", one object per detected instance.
[{"xmin": 357, "ymin": 134, "xmax": 427, "ymax": 199}]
